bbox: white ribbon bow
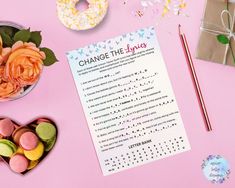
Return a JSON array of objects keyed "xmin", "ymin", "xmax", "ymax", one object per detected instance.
[{"xmin": 220, "ymin": 10, "xmax": 235, "ymax": 64}]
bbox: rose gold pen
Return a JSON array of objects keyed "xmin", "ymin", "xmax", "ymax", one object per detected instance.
[{"xmin": 178, "ymin": 24, "xmax": 212, "ymax": 132}]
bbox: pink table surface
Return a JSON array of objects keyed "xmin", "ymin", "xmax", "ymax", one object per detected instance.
[{"xmin": 0, "ymin": 0, "xmax": 234, "ymax": 187}]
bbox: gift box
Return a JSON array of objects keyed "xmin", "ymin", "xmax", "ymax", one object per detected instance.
[{"xmin": 196, "ymin": 0, "xmax": 235, "ymax": 66}]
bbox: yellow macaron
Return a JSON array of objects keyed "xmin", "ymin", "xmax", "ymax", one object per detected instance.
[
  {"xmin": 24, "ymin": 142, "xmax": 44, "ymax": 161},
  {"xmin": 27, "ymin": 160, "xmax": 39, "ymax": 170},
  {"xmin": 15, "ymin": 147, "xmax": 24, "ymax": 155}
]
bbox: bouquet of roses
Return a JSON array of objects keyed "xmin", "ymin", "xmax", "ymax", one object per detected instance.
[{"xmin": 0, "ymin": 24, "xmax": 58, "ymax": 101}]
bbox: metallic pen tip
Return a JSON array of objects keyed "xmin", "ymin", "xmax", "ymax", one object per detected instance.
[{"xmin": 178, "ymin": 24, "xmax": 182, "ymax": 35}]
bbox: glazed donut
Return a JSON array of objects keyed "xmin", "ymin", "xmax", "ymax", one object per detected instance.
[{"xmin": 56, "ymin": 0, "xmax": 108, "ymax": 30}]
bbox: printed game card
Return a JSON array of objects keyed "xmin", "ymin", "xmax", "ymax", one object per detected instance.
[{"xmin": 67, "ymin": 27, "xmax": 191, "ymax": 175}]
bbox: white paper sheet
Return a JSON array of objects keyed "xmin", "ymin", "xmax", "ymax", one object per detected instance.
[{"xmin": 67, "ymin": 27, "xmax": 190, "ymax": 175}]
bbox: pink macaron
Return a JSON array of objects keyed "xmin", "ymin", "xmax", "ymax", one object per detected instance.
[
  {"xmin": 19, "ymin": 132, "xmax": 39, "ymax": 151},
  {"xmin": 37, "ymin": 118, "xmax": 51, "ymax": 124},
  {"xmin": 9, "ymin": 154, "xmax": 29, "ymax": 173},
  {"xmin": 0, "ymin": 118, "xmax": 15, "ymax": 137}
]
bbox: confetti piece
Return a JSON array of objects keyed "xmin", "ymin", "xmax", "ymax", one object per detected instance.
[
  {"xmin": 138, "ymin": 0, "xmax": 188, "ymax": 17},
  {"xmin": 135, "ymin": 10, "xmax": 144, "ymax": 17}
]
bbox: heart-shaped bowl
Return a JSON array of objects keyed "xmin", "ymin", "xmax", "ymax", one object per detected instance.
[
  {"xmin": 0, "ymin": 117, "xmax": 58, "ymax": 175},
  {"xmin": 0, "ymin": 21, "xmax": 41, "ymax": 102}
]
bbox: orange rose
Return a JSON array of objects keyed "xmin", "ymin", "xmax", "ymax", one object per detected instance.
[
  {"xmin": 4, "ymin": 41, "xmax": 45, "ymax": 86},
  {"xmin": 0, "ymin": 66, "xmax": 21, "ymax": 99}
]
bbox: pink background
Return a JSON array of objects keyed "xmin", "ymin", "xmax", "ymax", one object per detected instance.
[{"xmin": 0, "ymin": 0, "xmax": 234, "ymax": 187}]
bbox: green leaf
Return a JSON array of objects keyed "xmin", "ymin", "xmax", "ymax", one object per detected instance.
[
  {"xmin": 0, "ymin": 26, "xmax": 15, "ymax": 37},
  {"xmin": 29, "ymin": 31, "xmax": 42, "ymax": 47},
  {"xmin": 13, "ymin": 29, "xmax": 31, "ymax": 42},
  {"xmin": 40, "ymin": 47, "xmax": 58, "ymax": 66},
  {"xmin": 0, "ymin": 32, "xmax": 13, "ymax": 47},
  {"xmin": 217, "ymin": 34, "xmax": 229, "ymax": 44}
]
